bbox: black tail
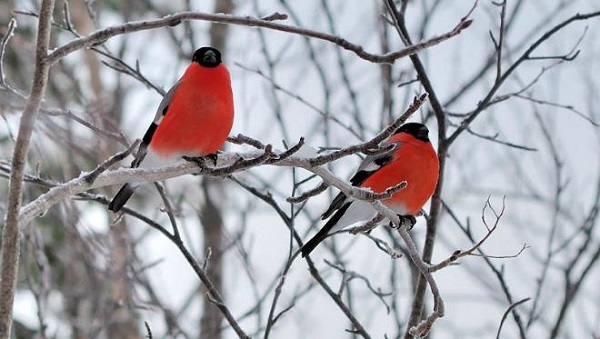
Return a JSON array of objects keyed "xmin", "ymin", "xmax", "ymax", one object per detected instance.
[
  {"xmin": 301, "ymin": 202, "xmax": 351, "ymax": 257},
  {"xmin": 108, "ymin": 184, "xmax": 136, "ymax": 212},
  {"xmin": 301, "ymin": 227, "xmax": 330, "ymax": 258}
]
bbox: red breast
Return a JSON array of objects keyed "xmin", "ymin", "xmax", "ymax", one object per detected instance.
[
  {"xmin": 360, "ymin": 133, "xmax": 439, "ymax": 215},
  {"xmin": 150, "ymin": 63, "xmax": 234, "ymax": 157}
]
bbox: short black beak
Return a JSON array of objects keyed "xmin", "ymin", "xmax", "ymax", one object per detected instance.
[
  {"xmin": 203, "ymin": 50, "xmax": 217, "ymax": 64},
  {"xmin": 417, "ymin": 126, "xmax": 429, "ymax": 140}
]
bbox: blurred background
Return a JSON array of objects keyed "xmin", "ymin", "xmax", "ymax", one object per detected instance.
[{"xmin": 1, "ymin": 0, "xmax": 600, "ymax": 338}]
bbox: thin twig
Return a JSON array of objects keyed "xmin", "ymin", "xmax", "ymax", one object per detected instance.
[
  {"xmin": 464, "ymin": 126, "xmax": 538, "ymax": 151},
  {"xmin": 227, "ymin": 134, "xmax": 266, "ymax": 149},
  {"xmin": 0, "ymin": 18, "xmax": 17, "ymax": 89},
  {"xmin": 430, "ymin": 197, "xmax": 512, "ymax": 272},
  {"xmin": 348, "ymin": 214, "xmax": 385, "ymax": 234},
  {"xmin": 153, "ymin": 182, "xmax": 181, "ymax": 240},
  {"xmin": 309, "ymin": 93, "xmax": 427, "ymax": 167},
  {"xmin": 82, "ymin": 140, "xmax": 139, "ymax": 184},
  {"xmin": 324, "ymin": 259, "xmax": 393, "ymax": 313},
  {"xmin": 514, "ymin": 94, "xmax": 600, "ymax": 127},
  {"xmin": 496, "ymin": 298, "xmax": 530, "ymax": 339},
  {"xmin": 235, "ymin": 63, "xmax": 362, "ymax": 139},
  {"xmin": 144, "ymin": 321, "xmax": 153, "ymax": 339},
  {"xmin": 287, "ymin": 182, "xmax": 328, "ymax": 203},
  {"xmin": 306, "ymin": 257, "xmax": 372, "ymax": 338}
]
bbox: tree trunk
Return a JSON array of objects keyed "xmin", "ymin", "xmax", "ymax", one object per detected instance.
[{"xmin": 199, "ymin": 2, "xmax": 235, "ymax": 338}]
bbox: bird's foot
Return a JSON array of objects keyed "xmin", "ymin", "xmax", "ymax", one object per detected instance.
[
  {"xmin": 206, "ymin": 152, "xmax": 219, "ymax": 166},
  {"xmin": 183, "ymin": 155, "xmax": 217, "ymax": 175},
  {"xmin": 403, "ymin": 215, "xmax": 417, "ymax": 230},
  {"xmin": 183, "ymin": 152, "xmax": 220, "ymax": 168},
  {"xmin": 389, "ymin": 215, "xmax": 416, "ymax": 230},
  {"xmin": 182, "ymin": 155, "xmax": 205, "ymax": 169}
]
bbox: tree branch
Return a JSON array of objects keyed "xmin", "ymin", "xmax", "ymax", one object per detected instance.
[
  {"xmin": 447, "ymin": 10, "xmax": 600, "ymax": 146},
  {"xmin": 46, "ymin": 11, "xmax": 472, "ymax": 66},
  {"xmin": 0, "ymin": 0, "xmax": 55, "ymax": 337}
]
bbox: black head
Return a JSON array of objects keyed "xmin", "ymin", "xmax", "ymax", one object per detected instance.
[
  {"xmin": 192, "ymin": 47, "xmax": 222, "ymax": 68},
  {"xmin": 394, "ymin": 123, "xmax": 430, "ymax": 141}
]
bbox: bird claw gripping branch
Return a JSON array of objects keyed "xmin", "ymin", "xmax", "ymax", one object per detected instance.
[
  {"xmin": 183, "ymin": 153, "xmax": 219, "ymax": 168},
  {"xmin": 388, "ymin": 215, "xmax": 416, "ymax": 230}
]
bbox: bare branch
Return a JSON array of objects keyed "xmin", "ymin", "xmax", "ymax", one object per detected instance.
[
  {"xmin": 430, "ymin": 197, "xmax": 515, "ymax": 273},
  {"xmin": 235, "ymin": 62, "xmax": 362, "ymax": 139},
  {"xmin": 514, "ymin": 94, "xmax": 600, "ymax": 127},
  {"xmin": 348, "ymin": 214, "xmax": 385, "ymax": 235},
  {"xmin": 309, "ymin": 93, "xmax": 427, "ymax": 167},
  {"xmin": 144, "ymin": 321, "xmax": 153, "ymax": 339},
  {"xmin": 324, "ymin": 260, "xmax": 393, "ymax": 313},
  {"xmin": 109, "ymin": 189, "xmax": 251, "ymax": 338},
  {"xmin": 286, "ymin": 182, "xmax": 328, "ymax": 203},
  {"xmin": 227, "ymin": 133, "xmax": 266, "ymax": 149},
  {"xmin": 464, "ymin": 127, "xmax": 538, "ymax": 151},
  {"xmin": 383, "ymin": 1, "xmax": 454, "ymax": 335},
  {"xmin": 443, "ymin": 200, "xmax": 529, "ymax": 338},
  {"xmin": 43, "ymin": 11, "xmax": 473, "ymax": 66},
  {"xmin": 447, "ymin": 10, "xmax": 600, "ymax": 145},
  {"xmin": 305, "ymin": 256, "xmax": 373, "ymax": 338},
  {"xmin": 493, "ymin": 1, "xmax": 507, "ymax": 83},
  {"xmin": 82, "ymin": 141, "xmax": 139, "ymax": 184}
]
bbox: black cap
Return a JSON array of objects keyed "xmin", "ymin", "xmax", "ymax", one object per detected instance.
[
  {"xmin": 394, "ymin": 123, "xmax": 430, "ymax": 141},
  {"xmin": 192, "ymin": 47, "xmax": 222, "ymax": 68}
]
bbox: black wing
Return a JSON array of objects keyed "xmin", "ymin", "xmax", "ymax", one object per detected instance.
[
  {"xmin": 130, "ymin": 81, "xmax": 180, "ymax": 168},
  {"xmin": 109, "ymin": 82, "xmax": 180, "ymax": 212},
  {"xmin": 320, "ymin": 143, "xmax": 398, "ymax": 219}
]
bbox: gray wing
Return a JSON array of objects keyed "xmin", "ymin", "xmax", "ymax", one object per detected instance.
[
  {"xmin": 131, "ymin": 82, "xmax": 180, "ymax": 168},
  {"xmin": 321, "ymin": 141, "xmax": 401, "ymax": 219},
  {"xmin": 350, "ymin": 141, "xmax": 400, "ymax": 185}
]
